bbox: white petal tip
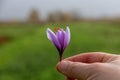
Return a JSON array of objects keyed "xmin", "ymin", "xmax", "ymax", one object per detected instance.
[
  {"xmin": 66, "ymin": 26, "xmax": 70, "ymax": 30},
  {"xmin": 47, "ymin": 28, "xmax": 51, "ymax": 31}
]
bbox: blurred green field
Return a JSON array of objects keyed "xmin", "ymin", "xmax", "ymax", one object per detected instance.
[{"xmin": 0, "ymin": 22, "xmax": 120, "ymax": 80}]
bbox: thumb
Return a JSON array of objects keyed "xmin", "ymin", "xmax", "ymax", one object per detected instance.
[{"xmin": 56, "ymin": 61, "xmax": 93, "ymax": 80}]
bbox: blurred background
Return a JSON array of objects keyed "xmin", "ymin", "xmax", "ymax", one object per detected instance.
[{"xmin": 0, "ymin": 0, "xmax": 120, "ymax": 80}]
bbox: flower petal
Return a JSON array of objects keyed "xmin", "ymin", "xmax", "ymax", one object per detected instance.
[
  {"xmin": 56, "ymin": 29, "xmax": 66, "ymax": 52},
  {"xmin": 56, "ymin": 30, "xmax": 65, "ymax": 45},
  {"xmin": 63, "ymin": 27, "xmax": 70, "ymax": 49},
  {"xmin": 56, "ymin": 30, "xmax": 62, "ymax": 44},
  {"xmin": 47, "ymin": 28, "xmax": 61, "ymax": 50}
]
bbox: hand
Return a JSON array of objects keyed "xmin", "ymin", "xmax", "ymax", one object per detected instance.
[{"xmin": 56, "ymin": 52, "xmax": 120, "ymax": 80}]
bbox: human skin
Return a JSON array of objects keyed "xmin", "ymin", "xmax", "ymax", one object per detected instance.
[{"xmin": 56, "ymin": 52, "xmax": 120, "ymax": 80}]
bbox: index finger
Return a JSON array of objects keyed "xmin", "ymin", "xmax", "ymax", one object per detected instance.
[{"xmin": 64, "ymin": 52, "xmax": 117, "ymax": 63}]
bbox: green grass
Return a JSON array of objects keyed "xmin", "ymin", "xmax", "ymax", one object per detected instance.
[{"xmin": 0, "ymin": 22, "xmax": 120, "ymax": 80}]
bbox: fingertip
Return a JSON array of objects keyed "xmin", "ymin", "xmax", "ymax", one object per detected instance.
[
  {"xmin": 56, "ymin": 60, "xmax": 69, "ymax": 73},
  {"xmin": 56, "ymin": 61, "xmax": 61, "ymax": 72}
]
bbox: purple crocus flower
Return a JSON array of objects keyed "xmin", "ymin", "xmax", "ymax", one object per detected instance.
[{"xmin": 46, "ymin": 27, "xmax": 70, "ymax": 61}]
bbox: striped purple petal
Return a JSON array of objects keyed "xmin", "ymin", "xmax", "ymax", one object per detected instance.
[
  {"xmin": 56, "ymin": 30, "xmax": 65, "ymax": 46},
  {"xmin": 47, "ymin": 28, "xmax": 61, "ymax": 51},
  {"xmin": 63, "ymin": 27, "xmax": 70, "ymax": 49}
]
